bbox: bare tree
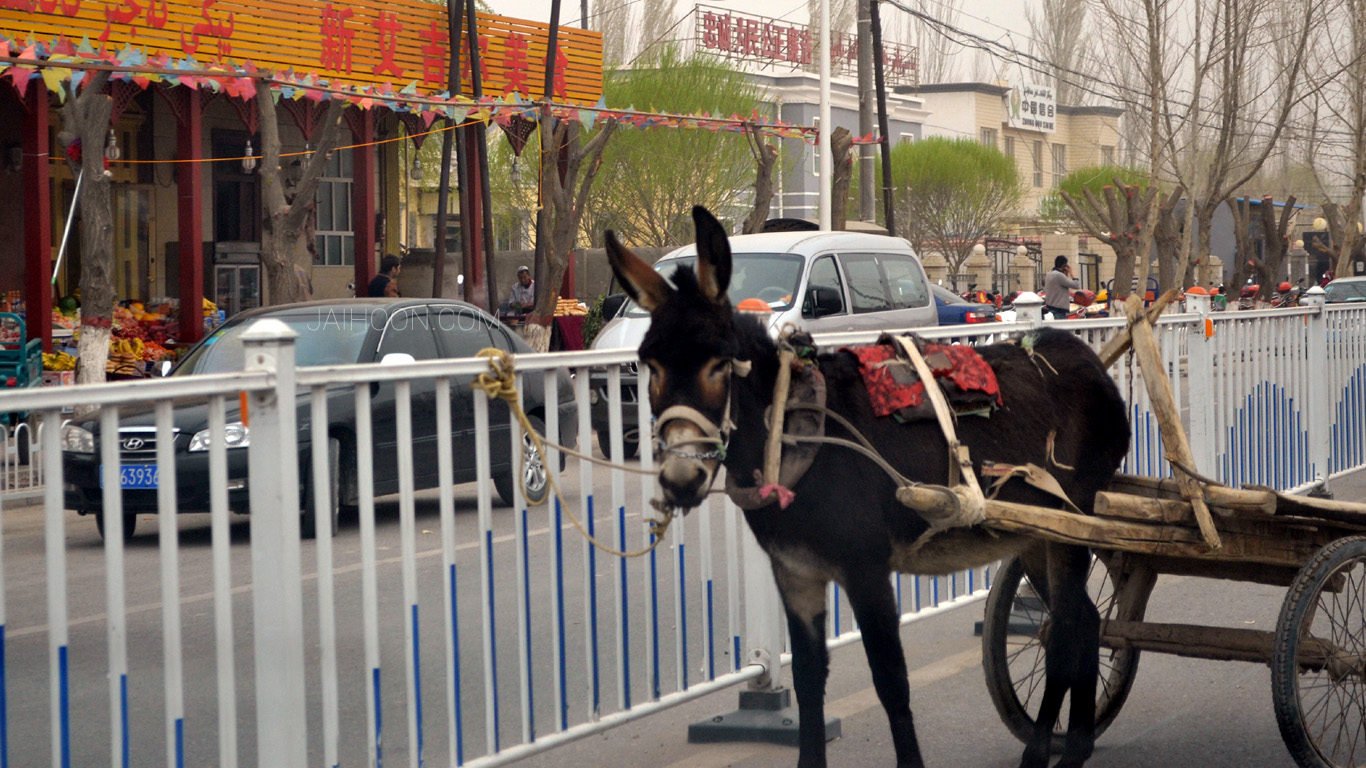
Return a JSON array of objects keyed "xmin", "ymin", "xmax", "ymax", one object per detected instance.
[
  {"xmin": 1060, "ymin": 180, "xmax": 1160, "ymax": 299},
  {"xmin": 1303, "ymin": 0, "xmax": 1366, "ymax": 279},
  {"xmin": 525, "ymin": 109, "xmax": 619, "ymax": 351},
  {"xmin": 636, "ymin": 0, "xmax": 681, "ymax": 64},
  {"xmin": 59, "ymin": 70, "xmax": 114, "ymax": 385},
  {"xmin": 1228, "ymin": 195, "xmax": 1296, "ymax": 301},
  {"xmin": 909, "ymin": 0, "xmax": 963, "ymax": 85},
  {"xmin": 255, "ymin": 88, "xmax": 347, "ymax": 305},
  {"xmin": 1026, "ymin": 0, "xmax": 1093, "ymax": 106},
  {"xmin": 595, "ymin": 0, "xmax": 634, "ymax": 67},
  {"xmin": 741, "ymin": 125, "xmax": 781, "ymax": 235}
]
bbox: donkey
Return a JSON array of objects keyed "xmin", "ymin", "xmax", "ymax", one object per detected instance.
[{"xmin": 604, "ymin": 207, "xmax": 1131, "ymax": 768}]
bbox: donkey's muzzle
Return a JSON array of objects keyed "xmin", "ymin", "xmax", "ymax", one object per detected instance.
[{"xmin": 659, "ymin": 459, "xmax": 711, "ymax": 510}]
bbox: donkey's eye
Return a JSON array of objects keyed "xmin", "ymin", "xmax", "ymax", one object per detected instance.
[{"xmin": 706, "ymin": 360, "xmax": 730, "ymax": 380}]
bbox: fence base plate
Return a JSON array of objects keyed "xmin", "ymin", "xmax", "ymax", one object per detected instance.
[{"xmin": 688, "ymin": 688, "xmax": 840, "ymax": 746}]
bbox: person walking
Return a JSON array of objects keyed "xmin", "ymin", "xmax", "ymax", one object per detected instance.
[
  {"xmin": 1043, "ymin": 255, "xmax": 1080, "ymax": 320},
  {"xmin": 368, "ymin": 254, "xmax": 402, "ymax": 298}
]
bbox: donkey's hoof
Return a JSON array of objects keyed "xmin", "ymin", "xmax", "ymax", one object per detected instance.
[{"xmin": 1018, "ymin": 747, "xmax": 1050, "ymax": 768}]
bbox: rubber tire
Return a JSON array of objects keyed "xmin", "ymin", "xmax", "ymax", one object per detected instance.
[
  {"xmin": 302, "ymin": 437, "xmax": 341, "ymax": 540},
  {"xmin": 596, "ymin": 431, "xmax": 638, "ymax": 462},
  {"xmin": 1272, "ymin": 535, "xmax": 1366, "ymax": 768},
  {"xmin": 95, "ymin": 511, "xmax": 138, "ymax": 541},
  {"xmin": 981, "ymin": 555, "xmax": 1143, "ymax": 750},
  {"xmin": 495, "ymin": 415, "xmax": 550, "ymax": 507}
]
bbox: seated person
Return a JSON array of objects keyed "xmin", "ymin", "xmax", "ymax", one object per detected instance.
[{"xmin": 504, "ymin": 265, "xmax": 535, "ymax": 315}]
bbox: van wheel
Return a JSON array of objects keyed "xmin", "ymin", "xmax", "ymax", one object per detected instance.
[
  {"xmin": 95, "ymin": 511, "xmax": 138, "ymax": 541},
  {"xmin": 302, "ymin": 437, "xmax": 341, "ymax": 539}
]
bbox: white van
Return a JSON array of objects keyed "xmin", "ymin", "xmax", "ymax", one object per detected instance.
[{"xmin": 589, "ymin": 229, "xmax": 937, "ymax": 457}]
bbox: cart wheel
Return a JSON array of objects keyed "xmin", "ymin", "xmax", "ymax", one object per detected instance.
[
  {"xmin": 982, "ymin": 553, "xmax": 1152, "ymax": 750},
  {"xmin": 1272, "ymin": 536, "xmax": 1366, "ymax": 768}
]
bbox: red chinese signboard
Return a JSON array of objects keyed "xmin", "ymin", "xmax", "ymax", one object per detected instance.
[{"xmin": 694, "ymin": 4, "xmax": 916, "ymax": 86}]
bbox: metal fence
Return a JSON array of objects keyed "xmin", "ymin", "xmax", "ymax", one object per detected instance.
[{"xmin": 0, "ymin": 297, "xmax": 1361, "ymax": 766}]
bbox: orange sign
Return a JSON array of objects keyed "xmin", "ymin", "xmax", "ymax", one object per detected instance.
[{"xmin": 0, "ymin": 0, "xmax": 603, "ymax": 104}]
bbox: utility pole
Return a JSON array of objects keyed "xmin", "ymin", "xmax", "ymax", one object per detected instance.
[
  {"xmin": 857, "ymin": 0, "xmax": 875, "ymax": 222},
  {"xmin": 870, "ymin": 0, "xmax": 896, "ymax": 236}
]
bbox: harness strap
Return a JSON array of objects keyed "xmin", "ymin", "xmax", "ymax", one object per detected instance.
[{"xmin": 892, "ymin": 335, "xmax": 986, "ymax": 524}]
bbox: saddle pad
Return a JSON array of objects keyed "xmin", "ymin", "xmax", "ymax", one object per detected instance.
[{"xmin": 845, "ymin": 340, "xmax": 1001, "ymax": 420}]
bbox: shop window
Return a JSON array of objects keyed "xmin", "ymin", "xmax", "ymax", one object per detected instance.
[{"xmin": 315, "ymin": 148, "xmax": 354, "ymax": 266}]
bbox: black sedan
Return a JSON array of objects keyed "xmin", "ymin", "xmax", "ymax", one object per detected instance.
[{"xmin": 62, "ymin": 299, "xmax": 577, "ymax": 539}]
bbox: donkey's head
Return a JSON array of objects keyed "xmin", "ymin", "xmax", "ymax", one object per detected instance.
[{"xmin": 605, "ymin": 206, "xmax": 745, "ymax": 510}]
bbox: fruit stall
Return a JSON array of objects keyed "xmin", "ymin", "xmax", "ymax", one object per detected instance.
[{"xmin": 36, "ymin": 296, "xmax": 224, "ymax": 382}]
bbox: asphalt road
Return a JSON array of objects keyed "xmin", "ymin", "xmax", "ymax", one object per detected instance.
[{"xmin": 6, "ymin": 458, "xmax": 1364, "ymax": 767}]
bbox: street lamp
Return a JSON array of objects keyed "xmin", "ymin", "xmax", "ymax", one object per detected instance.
[
  {"xmin": 103, "ymin": 128, "xmax": 120, "ymax": 162},
  {"xmin": 410, "ymin": 157, "xmax": 423, "ymax": 183},
  {"xmin": 242, "ymin": 139, "xmax": 257, "ymax": 174},
  {"xmin": 510, "ymin": 158, "xmax": 522, "ymax": 186}
]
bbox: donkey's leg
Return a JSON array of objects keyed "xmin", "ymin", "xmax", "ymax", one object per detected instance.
[
  {"xmin": 1019, "ymin": 544, "xmax": 1099, "ymax": 768},
  {"xmin": 1052, "ymin": 544, "xmax": 1100, "ymax": 768},
  {"xmin": 845, "ymin": 573, "xmax": 925, "ymax": 768},
  {"xmin": 773, "ymin": 561, "xmax": 831, "ymax": 768}
]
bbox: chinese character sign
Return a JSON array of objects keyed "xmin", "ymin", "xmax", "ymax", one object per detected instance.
[
  {"xmin": 694, "ymin": 4, "xmax": 916, "ymax": 87},
  {"xmin": 1004, "ymin": 82, "xmax": 1056, "ymax": 133},
  {"xmin": 1, "ymin": 0, "xmax": 604, "ymax": 105}
]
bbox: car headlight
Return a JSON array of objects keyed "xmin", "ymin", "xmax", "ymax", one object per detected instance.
[
  {"xmin": 188, "ymin": 422, "xmax": 250, "ymax": 452},
  {"xmin": 61, "ymin": 424, "xmax": 94, "ymax": 453}
]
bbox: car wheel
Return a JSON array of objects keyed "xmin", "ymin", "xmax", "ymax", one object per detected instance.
[
  {"xmin": 596, "ymin": 431, "xmax": 639, "ymax": 462},
  {"xmin": 95, "ymin": 511, "xmax": 138, "ymax": 541},
  {"xmin": 495, "ymin": 415, "xmax": 551, "ymax": 507},
  {"xmin": 302, "ymin": 437, "xmax": 341, "ymax": 539}
]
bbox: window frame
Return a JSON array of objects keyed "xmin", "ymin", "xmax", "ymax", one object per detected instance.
[
  {"xmin": 315, "ymin": 147, "xmax": 355, "ymax": 267},
  {"xmin": 1032, "ymin": 141, "xmax": 1044, "ymax": 187}
]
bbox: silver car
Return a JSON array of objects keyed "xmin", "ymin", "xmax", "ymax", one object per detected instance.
[{"xmin": 590, "ymin": 230, "xmax": 938, "ymax": 457}]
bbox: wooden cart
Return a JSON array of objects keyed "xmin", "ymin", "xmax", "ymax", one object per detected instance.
[{"xmin": 976, "ymin": 296, "xmax": 1366, "ymax": 768}]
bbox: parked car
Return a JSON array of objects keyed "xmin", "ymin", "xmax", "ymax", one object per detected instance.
[
  {"xmin": 1324, "ymin": 277, "xmax": 1366, "ymax": 304},
  {"xmin": 930, "ymin": 284, "xmax": 999, "ymax": 325},
  {"xmin": 588, "ymin": 229, "xmax": 938, "ymax": 459},
  {"xmin": 62, "ymin": 299, "xmax": 577, "ymax": 539}
]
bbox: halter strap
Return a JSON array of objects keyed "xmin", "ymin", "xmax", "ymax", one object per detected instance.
[{"xmin": 652, "ymin": 359, "xmax": 747, "ymax": 462}]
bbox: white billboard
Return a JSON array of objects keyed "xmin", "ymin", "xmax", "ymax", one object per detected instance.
[{"xmin": 1005, "ymin": 82, "xmax": 1056, "ymax": 133}]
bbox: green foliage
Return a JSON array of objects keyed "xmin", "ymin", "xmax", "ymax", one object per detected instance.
[
  {"xmin": 587, "ymin": 46, "xmax": 767, "ymax": 247},
  {"xmin": 1039, "ymin": 165, "xmax": 1151, "ymax": 224},
  {"xmin": 581, "ymin": 294, "xmax": 607, "ymax": 349},
  {"xmin": 868, "ymin": 137, "xmax": 1023, "ymax": 272}
]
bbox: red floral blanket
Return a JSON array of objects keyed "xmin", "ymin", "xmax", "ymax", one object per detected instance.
[{"xmin": 845, "ymin": 340, "xmax": 1002, "ymax": 420}]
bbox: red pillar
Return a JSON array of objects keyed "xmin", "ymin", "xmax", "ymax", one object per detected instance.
[
  {"xmin": 462, "ymin": 129, "xmax": 485, "ymax": 307},
  {"xmin": 22, "ymin": 81, "xmax": 53, "ymax": 351},
  {"xmin": 351, "ymin": 111, "xmax": 375, "ymax": 294},
  {"xmin": 177, "ymin": 88, "xmax": 204, "ymax": 344}
]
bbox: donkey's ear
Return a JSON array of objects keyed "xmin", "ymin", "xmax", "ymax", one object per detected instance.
[
  {"xmin": 692, "ymin": 206, "xmax": 732, "ymax": 304},
  {"xmin": 605, "ymin": 230, "xmax": 671, "ymax": 313}
]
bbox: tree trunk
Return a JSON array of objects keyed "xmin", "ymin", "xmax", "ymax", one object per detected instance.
[
  {"xmin": 742, "ymin": 124, "xmax": 779, "ymax": 235},
  {"xmin": 61, "ymin": 70, "xmax": 114, "ymax": 386},
  {"xmin": 256, "ymin": 88, "xmax": 347, "ymax": 305},
  {"xmin": 526, "ymin": 112, "xmax": 618, "ymax": 350},
  {"xmin": 830, "ymin": 127, "xmax": 853, "ymax": 231}
]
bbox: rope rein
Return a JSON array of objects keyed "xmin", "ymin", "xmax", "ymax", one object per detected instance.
[{"xmin": 471, "ymin": 348, "xmax": 672, "ymax": 559}]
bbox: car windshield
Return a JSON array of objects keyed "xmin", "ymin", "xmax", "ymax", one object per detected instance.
[
  {"xmin": 1325, "ymin": 281, "xmax": 1366, "ymax": 303},
  {"xmin": 624, "ymin": 253, "xmax": 804, "ymax": 318},
  {"xmin": 173, "ymin": 313, "xmax": 371, "ymax": 375}
]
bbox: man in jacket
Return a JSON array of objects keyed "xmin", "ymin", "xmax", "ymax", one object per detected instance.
[{"xmin": 1043, "ymin": 255, "xmax": 1080, "ymax": 319}]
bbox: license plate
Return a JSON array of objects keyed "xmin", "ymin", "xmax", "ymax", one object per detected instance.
[{"xmin": 99, "ymin": 464, "xmax": 160, "ymax": 490}]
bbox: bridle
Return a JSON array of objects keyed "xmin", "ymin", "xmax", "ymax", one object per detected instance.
[{"xmin": 652, "ymin": 358, "xmax": 752, "ymax": 463}]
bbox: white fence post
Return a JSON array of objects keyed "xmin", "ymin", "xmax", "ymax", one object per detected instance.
[
  {"xmin": 1185, "ymin": 289, "xmax": 1218, "ymax": 476},
  {"xmin": 1303, "ymin": 286, "xmax": 1332, "ymax": 492},
  {"xmin": 242, "ymin": 318, "xmax": 308, "ymax": 765},
  {"xmin": 1013, "ymin": 291, "xmax": 1044, "ymax": 327},
  {"xmin": 742, "ymin": 525, "xmax": 784, "ymax": 692}
]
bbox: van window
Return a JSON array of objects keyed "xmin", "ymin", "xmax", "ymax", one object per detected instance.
[
  {"xmin": 803, "ymin": 255, "xmax": 845, "ymax": 317},
  {"xmin": 881, "ymin": 254, "xmax": 929, "ymax": 308},
  {"xmin": 840, "ymin": 254, "xmax": 893, "ymax": 314}
]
